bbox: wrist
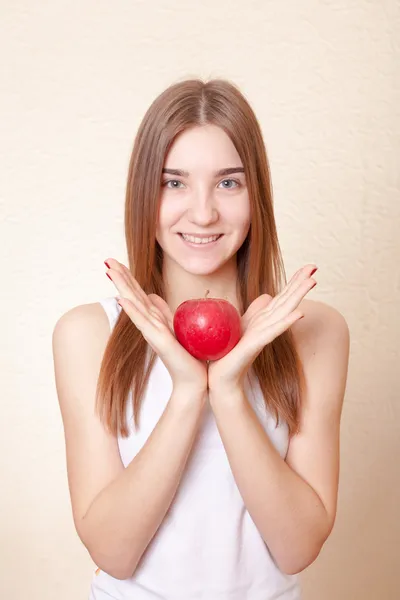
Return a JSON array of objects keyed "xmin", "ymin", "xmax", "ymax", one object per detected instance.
[
  {"xmin": 171, "ymin": 372, "xmax": 208, "ymax": 393},
  {"xmin": 208, "ymin": 382, "xmax": 246, "ymax": 408},
  {"xmin": 170, "ymin": 382, "xmax": 208, "ymax": 408},
  {"xmin": 208, "ymin": 372, "xmax": 245, "ymax": 396},
  {"xmin": 208, "ymin": 363, "xmax": 249, "ymax": 397}
]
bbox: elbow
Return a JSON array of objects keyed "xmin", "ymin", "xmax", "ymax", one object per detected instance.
[
  {"xmin": 77, "ymin": 524, "xmax": 139, "ymax": 581},
  {"xmin": 94, "ymin": 561, "xmax": 135, "ymax": 581},
  {"xmin": 87, "ymin": 545, "xmax": 139, "ymax": 580},
  {"xmin": 278, "ymin": 544, "xmax": 323, "ymax": 576},
  {"xmin": 278, "ymin": 527, "xmax": 331, "ymax": 575},
  {"xmin": 274, "ymin": 513, "xmax": 335, "ymax": 576}
]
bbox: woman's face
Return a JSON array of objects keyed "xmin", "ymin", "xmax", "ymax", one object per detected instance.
[{"xmin": 156, "ymin": 124, "xmax": 251, "ymax": 276}]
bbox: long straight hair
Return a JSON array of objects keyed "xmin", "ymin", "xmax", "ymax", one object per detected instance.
[{"xmin": 95, "ymin": 78, "xmax": 305, "ymax": 438}]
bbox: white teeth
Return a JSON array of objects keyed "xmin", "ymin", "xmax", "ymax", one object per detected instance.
[{"xmin": 181, "ymin": 234, "xmax": 220, "ymax": 244}]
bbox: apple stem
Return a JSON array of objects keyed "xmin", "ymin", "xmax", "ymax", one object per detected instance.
[{"xmin": 205, "ymin": 289, "xmax": 210, "ymax": 298}]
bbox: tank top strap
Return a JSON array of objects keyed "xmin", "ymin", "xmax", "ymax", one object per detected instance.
[{"xmin": 98, "ymin": 296, "xmax": 122, "ymax": 331}]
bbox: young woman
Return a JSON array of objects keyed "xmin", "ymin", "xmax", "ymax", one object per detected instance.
[{"xmin": 52, "ymin": 78, "xmax": 350, "ymax": 600}]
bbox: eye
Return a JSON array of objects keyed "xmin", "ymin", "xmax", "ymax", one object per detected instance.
[
  {"xmin": 161, "ymin": 178, "xmax": 240, "ymax": 190},
  {"xmin": 218, "ymin": 179, "xmax": 240, "ymax": 189},
  {"xmin": 162, "ymin": 179, "xmax": 185, "ymax": 189}
]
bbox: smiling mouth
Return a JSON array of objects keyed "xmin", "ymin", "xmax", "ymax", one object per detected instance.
[{"xmin": 178, "ymin": 233, "xmax": 223, "ymax": 245}]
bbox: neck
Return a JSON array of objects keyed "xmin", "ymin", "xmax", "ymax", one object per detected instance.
[{"xmin": 162, "ymin": 257, "xmax": 243, "ymax": 315}]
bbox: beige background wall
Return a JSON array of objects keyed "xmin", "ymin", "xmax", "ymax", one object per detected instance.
[{"xmin": 1, "ymin": 1, "xmax": 399, "ymax": 598}]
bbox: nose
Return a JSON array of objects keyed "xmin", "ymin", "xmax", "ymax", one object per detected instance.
[{"xmin": 187, "ymin": 190, "xmax": 219, "ymax": 227}]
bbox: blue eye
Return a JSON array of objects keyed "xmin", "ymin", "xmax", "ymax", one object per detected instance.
[
  {"xmin": 162, "ymin": 180, "xmax": 184, "ymax": 189},
  {"xmin": 219, "ymin": 179, "xmax": 239, "ymax": 189},
  {"xmin": 161, "ymin": 178, "xmax": 240, "ymax": 189}
]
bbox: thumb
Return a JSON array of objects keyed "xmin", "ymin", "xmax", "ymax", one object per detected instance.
[
  {"xmin": 241, "ymin": 294, "xmax": 273, "ymax": 330},
  {"xmin": 148, "ymin": 294, "xmax": 174, "ymax": 331}
]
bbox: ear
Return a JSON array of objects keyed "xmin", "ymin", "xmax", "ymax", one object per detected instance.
[{"xmin": 241, "ymin": 294, "xmax": 273, "ymax": 332}]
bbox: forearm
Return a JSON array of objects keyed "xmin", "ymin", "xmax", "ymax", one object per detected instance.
[
  {"xmin": 81, "ymin": 384, "xmax": 206, "ymax": 579},
  {"xmin": 209, "ymin": 385, "xmax": 329, "ymax": 575}
]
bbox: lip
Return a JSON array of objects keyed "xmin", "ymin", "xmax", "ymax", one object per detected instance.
[
  {"xmin": 179, "ymin": 233, "xmax": 222, "ymax": 239},
  {"xmin": 178, "ymin": 233, "xmax": 223, "ymax": 248}
]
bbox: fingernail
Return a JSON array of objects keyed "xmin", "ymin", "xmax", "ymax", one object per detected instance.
[
  {"xmin": 104, "ymin": 261, "xmax": 110, "ymax": 268},
  {"xmin": 310, "ymin": 281, "xmax": 317, "ymax": 289},
  {"xmin": 106, "ymin": 273, "xmax": 112, "ymax": 280},
  {"xmin": 310, "ymin": 267, "xmax": 318, "ymax": 276}
]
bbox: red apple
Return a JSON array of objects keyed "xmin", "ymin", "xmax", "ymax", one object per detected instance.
[{"xmin": 173, "ymin": 291, "xmax": 242, "ymax": 361}]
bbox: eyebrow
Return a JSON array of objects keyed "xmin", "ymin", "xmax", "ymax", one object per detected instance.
[{"xmin": 162, "ymin": 167, "xmax": 245, "ymax": 177}]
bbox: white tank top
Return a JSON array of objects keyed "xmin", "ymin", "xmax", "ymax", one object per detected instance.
[{"xmin": 89, "ymin": 296, "xmax": 301, "ymax": 600}]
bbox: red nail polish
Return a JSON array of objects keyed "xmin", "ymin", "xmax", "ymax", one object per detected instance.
[
  {"xmin": 104, "ymin": 261, "xmax": 110, "ymax": 269},
  {"xmin": 310, "ymin": 267, "xmax": 318, "ymax": 276},
  {"xmin": 106, "ymin": 273, "xmax": 112, "ymax": 280}
]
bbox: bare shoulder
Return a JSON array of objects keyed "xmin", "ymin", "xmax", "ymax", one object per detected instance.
[
  {"xmin": 52, "ymin": 301, "xmax": 112, "ymax": 416},
  {"xmin": 52, "ymin": 299, "xmax": 113, "ymax": 430},
  {"xmin": 52, "ymin": 301, "xmax": 112, "ymax": 412},
  {"xmin": 291, "ymin": 298, "xmax": 350, "ymax": 353},
  {"xmin": 53, "ymin": 300, "xmax": 111, "ymax": 340}
]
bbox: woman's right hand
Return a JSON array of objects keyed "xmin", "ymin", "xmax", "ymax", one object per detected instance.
[{"xmin": 104, "ymin": 258, "xmax": 208, "ymax": 393}]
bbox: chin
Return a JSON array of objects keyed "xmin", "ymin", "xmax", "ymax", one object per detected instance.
[
  {"xmin": 174, "ymin": 253, "xmax": 236, "ymax": 277},
  {"xmin": 177, "ymin": 260, "xmax": 224, "ymax": 276},
  {"xmin": 159, "ymin": 234, "xmax": 242, "ymax": 276}
]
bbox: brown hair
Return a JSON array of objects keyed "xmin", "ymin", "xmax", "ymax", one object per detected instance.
[{"xmin": 95, "ymin": 78, "xmax": 305, "ymax": 438}]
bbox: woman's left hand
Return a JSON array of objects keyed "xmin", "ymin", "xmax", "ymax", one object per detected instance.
[{"xmin": 208, "ymin": 264, "xmax": 318, "ymax": 391}]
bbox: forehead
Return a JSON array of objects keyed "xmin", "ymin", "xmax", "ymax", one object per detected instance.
[{"xmin": 164, "ymin": 125, "xmax": 242, "ymax": 171}]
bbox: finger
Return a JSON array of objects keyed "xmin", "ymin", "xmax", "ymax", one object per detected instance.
[
  {"xmin": 118, "ymin": 297, "xmax": 172, "ymax": 359},
  {"xmin": 269, "ymin": 278, "xmax": 316, "ymax": 322},
  {"xmin": 105, "ymin": 258, "xmax": 152, "ymax": 309},
  {"xmin": 262, "ymin": 310, "xmax": 304, "ymax": 340},
  {"xmin": 108, "ymin": 268, "xmax": 149, "ymax": 318},
  {"xmin": 269, "ymin": 264, "xmax": 317, "ymax": 313},
  {"xmin": 116, "ymin": 296, "xmax": 149, "ymax": 330},
  {"xmin": 241, "ymin": 294, "xmax": 273, "ymax": 330},
  {"xmin": 148, "ymin": 294, "xmax": 174, "ymax": 330},
  {"xmin": 119, "ymin": 263, "xmax": 153, "ymax": 308},
  {"xmin": 236, "ymin": 308, "xmax": 303, "ymax": 366},
  {"xmin": 118, "ymin": 297, "xmax": 172, "ymax": 345},
  {"xmin": 105, "ymin": 258, "xmax": 132, "ymax": 285},
  {"xmin": 147, "ymin": 304, "xmax": 172, "ymax": 331},
  {"xmin": 118, "ymin": 297, "xmax": 189, "ymax": 369}
]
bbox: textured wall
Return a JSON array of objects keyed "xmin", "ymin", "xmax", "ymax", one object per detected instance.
[{"xmin": 1, "ymin": 1, "xmax": 399, "ymax": 598}]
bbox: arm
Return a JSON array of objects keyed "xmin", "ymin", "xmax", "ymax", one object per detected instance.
[
  {"xmin": 208, "ymin": 301, "xmax": 350, "ymax": 575},
  {"xmin": 52, "ymin": 303, "xmax": 206, "ymax": 580}
]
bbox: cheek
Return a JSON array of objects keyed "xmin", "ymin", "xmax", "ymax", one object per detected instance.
[
  {"xmin": 227, "ymin": 198, "xmax": 251, "ymax": 229},
  {"xmin": 157, "ymin": 196, "xmax": 181, "ymax": 228}
]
